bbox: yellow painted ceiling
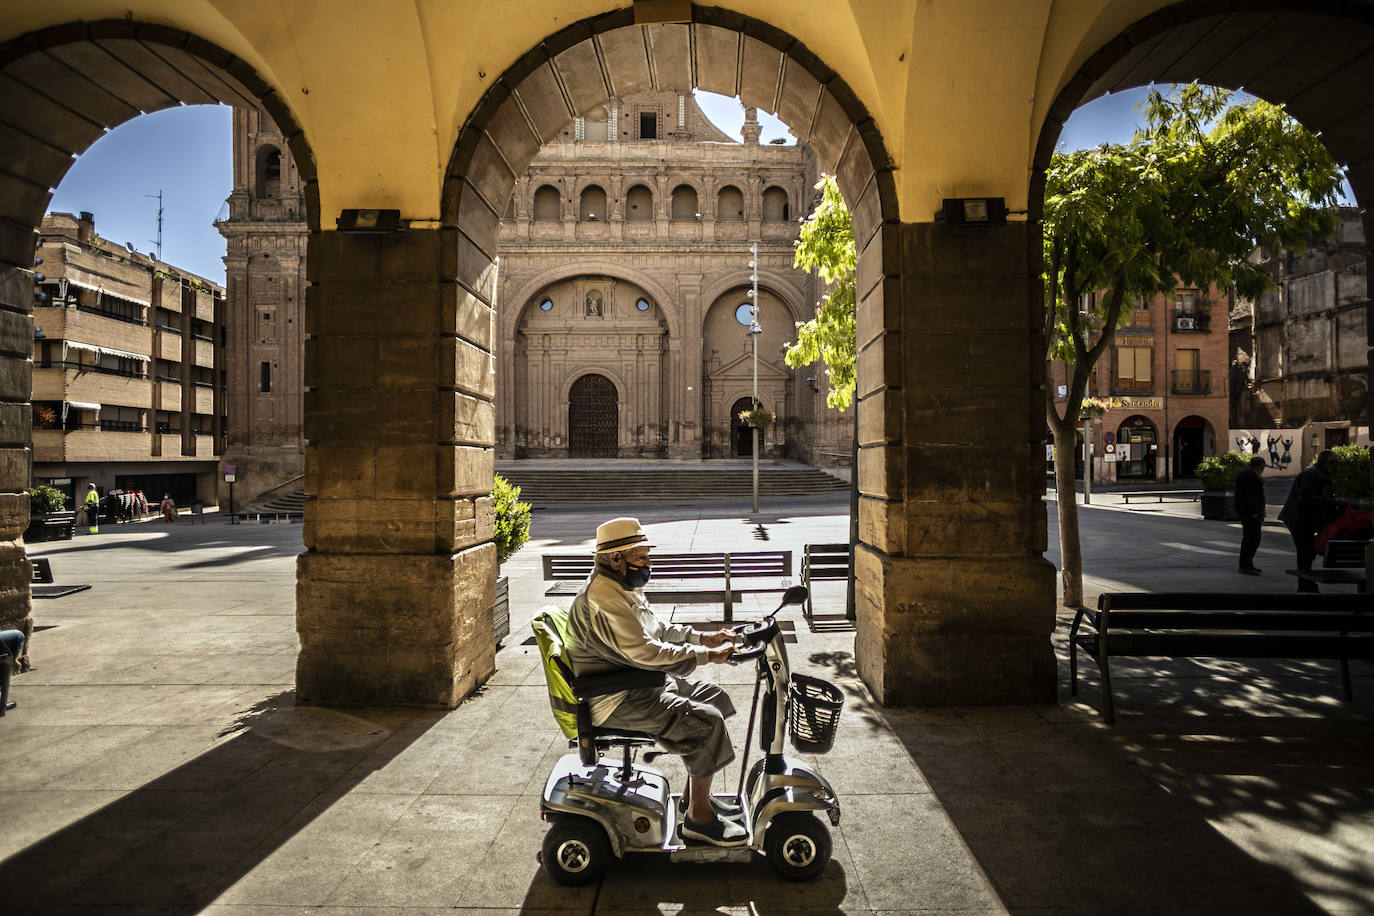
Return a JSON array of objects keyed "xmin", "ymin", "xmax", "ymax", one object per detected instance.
[{"xmin": 3, "ymin": 1, "xmax": 1180, "ymax": 223}]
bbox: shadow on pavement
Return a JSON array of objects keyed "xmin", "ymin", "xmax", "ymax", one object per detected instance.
[
  {"xmin": 518, "ymin": 853, "xmax": 851, "ymax": 914},
  {"xmin": 0, "ymin": 690, "xmax": 443, "ymax": 911},
  {"xmin": 875, "ymin": 670, "xmax": 1374, "ymax": 914}
]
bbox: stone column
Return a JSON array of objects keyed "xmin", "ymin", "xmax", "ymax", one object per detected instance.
[
  {"xmin": 0, "ymin": 256, "xmax": 33, "ymax": 639},
  {"xmin": 854, "ymin": 221, "xmax": 1056, "ymax": 706},
  {"xmin": 297, "ymin": 228, "xmax": 496, "ymax": 707}
]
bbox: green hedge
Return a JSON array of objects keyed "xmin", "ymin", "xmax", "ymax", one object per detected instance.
[
  {"xmin": 26, "ymin": 484, "xmax": 68, "ymax": 514},
  {"xmin": 1195, "ymin": 451, "xmax": 1250, "ymax": 490},
  {"xmin": 1330, "ymin": 444, "xmax": 1373, "ymax": 498},
  {"xmin": 493, "ymin": 473, "xmax": 532, "ymax": 565}
]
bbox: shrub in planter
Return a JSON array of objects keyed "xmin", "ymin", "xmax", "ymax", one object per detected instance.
[
  {"xmin": 25, "ymin": 484, "xmax": 74, "ymax": 542},
  {"xmin": 1195, "ymin": 451, "xmax": 1250, "ymax": 491},
  {"xmin": 27, "ymin": 484, "xmax": 67, "ymax": 514},
  {"xmin": 1195, "ymin": 451, "xmax": 1248, "ymax": 521},
  {"xmin": 1329, "ymin": 444, "xmax": 1372, "ymax": 500},
  {"xmin": 493, "ymin": 473, "xmax": 532, "ymax": 565}
]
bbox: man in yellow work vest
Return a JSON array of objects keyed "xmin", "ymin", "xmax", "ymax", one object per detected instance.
[{"xmin": 83, "ymin": 483, "xmax": 100, "ymax": 534}]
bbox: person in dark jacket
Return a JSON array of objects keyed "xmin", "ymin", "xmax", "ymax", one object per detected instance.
[
  {"xmin": 1235, "ymin": 456, "xmax": 1267, "ymax": 574},
  {"xmin": 1278, "ymin": 450, "xmax": 1341, "ymax": 592}
]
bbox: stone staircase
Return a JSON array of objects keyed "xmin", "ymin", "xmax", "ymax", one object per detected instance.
[
  {"xmin": 496, "ymin": 464, "xmax": 849, "ymax": 503},
  {"xmin": 241, "ymin": 488, "xmax": 305, "ymax": 519}
]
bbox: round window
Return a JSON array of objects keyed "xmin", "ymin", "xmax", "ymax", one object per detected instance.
[
  {"xmin": 636, "ymin": 298, "xmax": 650, "ymax": 312},
  {"xmin": 735, "ymin": 303, "xmax": 755, "ymax": 326},
  {"xmin": 539, "ymin": 298, "xmax": 553, "ymax": 311}
]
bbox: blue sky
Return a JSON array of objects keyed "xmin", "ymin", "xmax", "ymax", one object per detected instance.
[{"xmin": 45, "ymin": 87, "xmax": 1349, "ymax": 286}]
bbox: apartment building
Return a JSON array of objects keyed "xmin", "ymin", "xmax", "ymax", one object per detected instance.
[
  {"xmin": 31, "ymin": 212, "xmax": 225, "ymax": 509},
  {"xmin": 1051, "ymin": 282, "xmax": 1230, "ymax": 482}
]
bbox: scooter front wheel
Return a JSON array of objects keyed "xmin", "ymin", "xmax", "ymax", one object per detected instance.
[
  {"xmin": 763, "ymin": 812, "xmax": 832, "ymax": 881},
  {"xmin": 541, "ymin": 817, "xmax": 610, "ymax": 886}
]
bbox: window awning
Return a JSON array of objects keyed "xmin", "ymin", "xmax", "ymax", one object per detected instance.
[
  {"xmin": 64, "ymin": 340, "xmax": 150, "ymax": 362},
  {"xmin": 64, "ymin": 275, "xmax": 152, "ymax": 307},
  {"xmin": 65, "ymin": 401, "xmax": 101, "ymax": 412}
]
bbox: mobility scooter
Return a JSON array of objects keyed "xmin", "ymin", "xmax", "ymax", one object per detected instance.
[{"xmin": 532, "ymin": 585, "xmax": 843, "ymax": 883}]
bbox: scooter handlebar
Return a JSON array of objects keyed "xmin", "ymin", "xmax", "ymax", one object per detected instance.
[{"xmin": 729, "ymin": 643, "xmax": 768, "ymax": 663}]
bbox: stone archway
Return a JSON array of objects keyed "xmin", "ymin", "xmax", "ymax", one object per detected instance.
[
  {"xmin": 436, "ymin": 5, "xmax": 1059, "ymax": 708},
  {"xmin": 0, "ymin": 19, "xmax": 319, "ymax": 662}
]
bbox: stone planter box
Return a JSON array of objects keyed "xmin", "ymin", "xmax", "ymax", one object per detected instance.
[
  {"xmin": 24, "ymin": 511, "xmax": 76, "ymax": 543},
  {"xmin": 493, "ymin": 575, "xmax": 510, "ymax": 647},
  {"xmin": 1200, "ymin": 489, "xmax": 1238, "ymax": 521}
]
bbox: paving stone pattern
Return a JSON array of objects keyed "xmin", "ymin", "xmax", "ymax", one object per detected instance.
[{"xmin": 1, "ymin": 495, "xmax": 1370, "ymax": 913}]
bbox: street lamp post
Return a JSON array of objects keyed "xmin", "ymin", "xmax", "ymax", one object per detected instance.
[{"xmin": 748, "ymin": 242, "xmax": 761, "ymax": 514}]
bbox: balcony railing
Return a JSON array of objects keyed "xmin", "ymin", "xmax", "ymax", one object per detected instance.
[
  {"xmin": 1172, "ymin": 369, "xmax": 1211, "ymax": 394},
  {"xmin": 39, "ymin": 360, "xmax": 148, "ymax": 380},
  {"xmin": 75, "ymin": 304, "xmax": 148, "ymax": 327},
  {"xmin": 1110, "ymin": 384, "xmax": 1155, "ymax": 396}
]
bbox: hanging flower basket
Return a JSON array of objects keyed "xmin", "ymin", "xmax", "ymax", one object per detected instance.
[
  {"xmin": 738, "ymin": 407, "xmax": 774, "ymax": 428},
  {"xmin": 1078, "ymin": 396, "xmax": 1109, "ymax": 420}
]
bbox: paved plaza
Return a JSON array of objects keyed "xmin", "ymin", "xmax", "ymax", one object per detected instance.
[{"xmin": 1, "ymin": 492, "xmax": 1371, "ymax": 914}]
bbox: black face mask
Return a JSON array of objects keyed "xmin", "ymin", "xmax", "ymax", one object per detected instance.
[{"xmin": 624, "ymin": 562, "xmax": 652, "ymax": 588}]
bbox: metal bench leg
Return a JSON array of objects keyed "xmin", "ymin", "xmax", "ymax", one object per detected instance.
[
  {"xmin": 1339, "ymin": 659, "xmax": 1353, "ymax": 702},
  {"xmin": 1098, "ymin": 648, "xmax": 1115, "ymax": 724},
  {"xmin": 0, "ymin": 649, "xmax": 10, "ymax": 716}
]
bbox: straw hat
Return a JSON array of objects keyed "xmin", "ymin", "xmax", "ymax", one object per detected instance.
[{"xmin": 595, "ymin": 517, "xmax": 652, "ymax": 554}]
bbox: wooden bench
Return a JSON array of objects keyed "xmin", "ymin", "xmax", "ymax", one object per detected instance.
[
  {"xmin": 542, "ymin": 550, "xmax": 791, "ymax": 622},
  {"xmin": 1288, "ymin": 538, "xmax": 1368, "ymax": 591},
  {"xmin": 1120, "ymin": 490, "xmax": 1203, "ymax": 504},
  {"xmin": 801, "ymin": 543, "xmax": 851, "ymax": 623},
  {"xmin": 1070, "ymin": 591, "xmax": 1374, "ymax": 723},
  {"xmin": 31, "ymin": 558, "xmax": 92, "ymax": 599}
]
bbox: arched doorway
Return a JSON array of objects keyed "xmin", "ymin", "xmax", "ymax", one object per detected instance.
[
  {"xmin": 568, "ymin": 374, "xmax": 618, "ymax": 457},
  {"xmin": 1174, "ymin": 415, "xmax": 1215, "ymax": 480},
  {"xmin": 730, "ymin": 397, "xmax": 755, "ymax": 457},
  {"xmin": 1116, "ymin": 416, "xmax": 1159, "ymax": 481}
]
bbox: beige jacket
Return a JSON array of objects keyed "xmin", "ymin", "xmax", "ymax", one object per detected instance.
[{"xmin": 568, "ymin": 562, "xmax": 707, "ymax": 725}]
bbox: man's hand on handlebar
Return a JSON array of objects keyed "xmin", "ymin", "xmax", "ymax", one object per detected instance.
[
  {"xmin": 700, "ymin": 629, "xmax": 737, "ymax": 649},
  {"xmin": 707, "ymin": 643, "xmax": 736, "ymax": 664}
]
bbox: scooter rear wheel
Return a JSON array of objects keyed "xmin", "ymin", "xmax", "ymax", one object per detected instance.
[
  {"xmin": 763, "ymin": 812, "xmax": 832, "ymax": 881},
  {"xmin": 541, "ymin": 817, "xmax": 610, "ymax": 886}
]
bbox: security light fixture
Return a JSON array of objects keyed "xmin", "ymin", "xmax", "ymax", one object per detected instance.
[
  {"xmin": 935, "ymin": 197, "xmax": 1008, "ymax": 227},
  {"xmin": 337, "ymin": 209, "xmax": 402, "ymax": 232}
]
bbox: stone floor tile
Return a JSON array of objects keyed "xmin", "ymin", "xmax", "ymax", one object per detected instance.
[
  {"xmin": 838, "ymin": 793, "xmax": 1002, "ymax": 912},
  {"xmin": 324, "ymin": 794, "xmax": 520, "ymax": 907}
]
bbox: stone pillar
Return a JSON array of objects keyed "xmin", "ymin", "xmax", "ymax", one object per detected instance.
[
  {"xmin": 854, "ymin": 221, "xmax": 1056, "ymax": 706},
  {"xmin": 0, "ymin": 257, "xmax": 33, "ymax": 638},
  {"xmin": 297, "ymin": 228, "xmax": 496, "ymax": 707}
]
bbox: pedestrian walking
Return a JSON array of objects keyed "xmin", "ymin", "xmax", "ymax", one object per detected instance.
[
  {"xmin": 1278, "ymin": 449, "xmax": 1341, "ymax": 592},
  {"xmin": 82, "ymin": 483, "xmax": 99, "ymax": 535},
  {"xmin": 1235, "ymin": 456, "xmax": 1266, "ymax": 574},
  {"xmin": 160, "ymin": 493, "xmax": 176, "ymax": 523}
]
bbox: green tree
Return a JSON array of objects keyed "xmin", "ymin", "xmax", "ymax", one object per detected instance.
[
  {"xmin": 1047, "ymin": 84, "xmax": 1343, "ymax": 606},
  {"xmin": 785, "ymin": 174, "xmax": 856, "ymax": 409}
]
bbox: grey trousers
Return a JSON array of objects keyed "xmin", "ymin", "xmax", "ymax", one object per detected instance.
[{"xmin": 601, "ymin": 674, "xmax": 736, "ymax": 778}]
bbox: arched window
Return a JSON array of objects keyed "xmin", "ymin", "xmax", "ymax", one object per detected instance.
[
  {"xmin": 626, "ymin": 184, "xmax": 653, "ymax": 221},
  {"xmin": 762, "ymin": 186, "xmax": 789, "ymax": 221},
  {"xmin": 533, "ymin": 185, "xmax": 561, "ymax": 221},
  {"xmin": 717, "ymin": 185, "xmax": 744, "ymax": 221},
  {"xmin": 671, "ymin": 185, "xmax": 698, "ymax": 221},
  {"xmin": 579, "ymin": 185, "xmax": 607, "ymax": 220},
  {"xmin": 255, "ymin": 146, "xmax": 281, "ymax": 200}
]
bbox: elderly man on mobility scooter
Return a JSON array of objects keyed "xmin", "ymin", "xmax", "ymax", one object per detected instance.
[{"xmin": 567, "ymin": 517, "xmax": 747, "ymax": 846}]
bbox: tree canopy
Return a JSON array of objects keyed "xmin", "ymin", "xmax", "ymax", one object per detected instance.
[
  {"xmin": 1045, "ymin": 83, "xmax": 1345, "ymax": 606},
  {"xmin": 785, "ymin": 174, "xmax": 856, "ymax": 409}
]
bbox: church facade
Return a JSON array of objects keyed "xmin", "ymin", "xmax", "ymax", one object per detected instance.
[{"xmin": 220, "ymin": 93, "xmax": 848, "ymax": 504}]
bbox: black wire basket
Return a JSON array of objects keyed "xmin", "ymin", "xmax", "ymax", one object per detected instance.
[{"xmin": 787, "ymin": 673, "xmax": 844, "ymax": 754}]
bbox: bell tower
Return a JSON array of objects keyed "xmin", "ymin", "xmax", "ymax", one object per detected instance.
[{"xmin": 217, "ymin": 108, "xmax": 309, "ymax": 508}]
